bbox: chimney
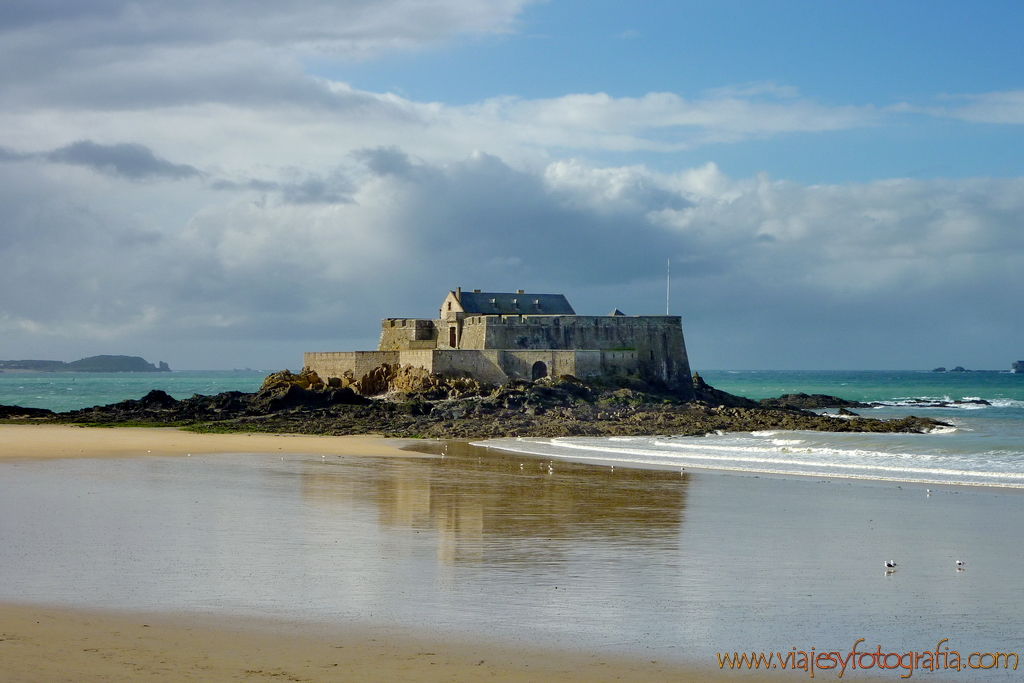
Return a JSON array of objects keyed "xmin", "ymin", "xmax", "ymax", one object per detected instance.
[{"xmin": 455, "ymin": 287, "xmax": 461, "ymax": 302}]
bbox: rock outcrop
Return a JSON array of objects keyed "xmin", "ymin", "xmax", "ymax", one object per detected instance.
[
  {"xmin": 1, "ymin": 368, "xmax": 951, "ymax": 439},
  {"xmin": 0, "ymin": 404, "xmax": 55, "ymax": 419},
  {"xmin": 759, "ymin": 393, "xmax": 871, "ymax": 410}
]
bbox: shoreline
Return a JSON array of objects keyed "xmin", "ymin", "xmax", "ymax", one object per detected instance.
[
  {"xmin": 474, "ymin": 435, "xmax": 1024, "ymax": 493},
  {"xmin": 0, "ymin": 423, "xmax": 426, "ymax": 460},
  {"xmin": 0, "ymin": 602, "xmax": 767, "ymax": 683},
  {"xmin": 3, "ymin": 423, "xmax": 1020, "ymax": 495},
  {"xmin": 480, "ymin": 445, "xmax": 1024, "ymax": 493}
]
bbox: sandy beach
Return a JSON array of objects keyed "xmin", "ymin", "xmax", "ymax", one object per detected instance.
[
  {"xmin": 1, "ymin": 425, "xmax": 1017, "ymax": 683},
  {"xmin": 0, "ymin": 424, "xmax": 420, "ymax": 460},
  {"xmin": 0, "ymin": 602, "xmax": 781, "ymax": 683}
]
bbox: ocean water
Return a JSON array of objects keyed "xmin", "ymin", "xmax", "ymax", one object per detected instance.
[
  {"xmin": 0, "ymin": 370, "xmax": 267, "ymax": 412},
  {"xmin": 484, "ymin": 370, "xmax": 1024, "ymax": 489}
]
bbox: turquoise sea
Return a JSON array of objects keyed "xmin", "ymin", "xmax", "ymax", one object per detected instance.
[{"xmin": 0, "ymin": 370, "xmax": 267, "ymax": 413}]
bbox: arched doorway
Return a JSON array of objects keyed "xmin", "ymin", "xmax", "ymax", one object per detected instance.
[{"xmin": 531, "ymin": 361, "xmax": 548, "ymax": 381}]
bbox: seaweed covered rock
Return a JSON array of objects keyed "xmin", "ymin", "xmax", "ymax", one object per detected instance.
[
  {"xmin": 0, "ymin": 404, "xmax": 55, "ymax": 419},
  {"xmin": 17, "ymin": 367, "xmax": 952, "ymax": 440},
  {"xmin": 759, "ymin": 393, "xmax": 871, "ymax": 410}
]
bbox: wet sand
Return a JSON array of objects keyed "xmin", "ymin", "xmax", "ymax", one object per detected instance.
[
  {"xmin": 0, "ymin": 426, "xmax": 1012, "ymax": 683},
  {"xmin": 0, "ymin": 603, "xmax": 784, "ymax": 683},
  {"xmin": 0, "ymin": 424, "xmax": 421, "ymax": 460}
]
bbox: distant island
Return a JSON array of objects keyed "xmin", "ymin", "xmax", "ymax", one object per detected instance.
[
  {"xmin": 931, "ymin": 365, "xmax": 1018, "ymax": 373},
  {"xmin": 0, "ymin": 355, "xmax": 170, "ymax": 373}
]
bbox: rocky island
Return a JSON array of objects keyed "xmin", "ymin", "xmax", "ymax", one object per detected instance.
[
  {"xmin": 0, "ymin": 355, "xmax": 170, "ymax": 373},
  {"xmin": 0, "ymin": 367, "xmax": 948, "ymax": 438}
]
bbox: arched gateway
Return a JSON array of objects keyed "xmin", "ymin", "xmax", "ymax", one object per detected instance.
[{"xmin": 531, "ymin": 361, "xmax": 548, "ymax": 381}]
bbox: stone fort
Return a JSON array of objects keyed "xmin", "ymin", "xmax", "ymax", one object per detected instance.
[{"xmin": 304, "ymin": 288, "xmax": 694, "ymax": 398}]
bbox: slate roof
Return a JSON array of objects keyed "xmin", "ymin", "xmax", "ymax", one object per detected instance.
[{"xmin": 457, "ymin": 292, "xmax": 576, "ymax": 315}]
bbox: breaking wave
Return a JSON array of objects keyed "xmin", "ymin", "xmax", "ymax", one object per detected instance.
[{"xmin": 480, "ymin": 431, "xmax": 1024, "ymax": 489}]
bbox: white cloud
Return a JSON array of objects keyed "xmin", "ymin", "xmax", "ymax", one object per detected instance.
[
  {"xmin": 0, "ymin": 0, "xmax": 537, "ymax": 114},
  {"xmin": 0, "ymin": 1, "xmax": 1021, "ymax": 369},
  {"xmin": 474, "ymin": 89, "xmax": 877, "ymax": 151},
  {"xmin": 936, "ymin": 90, "xmax": 1024, "ymax": 125},
  {"xmin": 0, "ymin": 82, "xmax": 882, "ymax": 183},
  {"xmin": 1, "ymin": 0, "xmax": 535, "ymax": 59},
  {"xmin": 2, "ymin": 149, "xmax": 1022, "ymax": 368}
]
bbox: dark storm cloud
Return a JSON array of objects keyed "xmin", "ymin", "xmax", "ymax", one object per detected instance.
[
  {"xmin": 45, "ymin": 141, "xmax": 200, "ymax": 179},
  {"xmin": 209, "ymin": 171, "xmax": 354, "ymax": 204},
  {"xmin": 353, "ymin": 146, "xmax": 425, "ymax": 179},
  {"xmin": 0, "ymin": 146, "xmax": 28, "ymax": 161}
]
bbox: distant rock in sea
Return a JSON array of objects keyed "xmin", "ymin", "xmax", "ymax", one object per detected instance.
[
  {"xmin": 1013, "ymin": 361, "xmax": 1024, "ymax": 374},
  {"xmin": 932, "ymin": 367, "xmax": 946, "ymax": 373},
  {"xmin": 0, "ymin": 355, "xmax": 170, "ymax": 373}
]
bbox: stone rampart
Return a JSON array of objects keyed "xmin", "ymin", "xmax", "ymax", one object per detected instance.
[
  {"xmin": 303, "ymin": 351, "xmax": 398, "ymax": 380},
  {"xmin": 307, "ymin": 304, "xmax": 694, "ymax": 398},
  {"xmin": 379, "ymin": 318, "xmax": 437, "ymax": 351}
]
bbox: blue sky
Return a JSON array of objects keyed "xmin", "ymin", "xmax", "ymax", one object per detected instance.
[
  {"xmin": 323, "ymin": 0, "xmax": 1024, "ymax": 182},
  {"xmin": 0, "ymin": 0, "xmax": 1022, "ymax": 370}
]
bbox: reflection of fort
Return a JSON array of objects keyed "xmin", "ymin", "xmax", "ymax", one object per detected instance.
[{"xmin": 300, "ymin": 442, "xmax": 689, "ymax": 568}]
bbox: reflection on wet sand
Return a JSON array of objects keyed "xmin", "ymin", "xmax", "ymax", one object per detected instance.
[{"xmin": 300, "ymin": 441, "xmax": 689, "ymax": 568}]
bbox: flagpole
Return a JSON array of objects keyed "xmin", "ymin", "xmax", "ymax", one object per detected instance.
[{"xmin": 666, "ymin": 259, "xmax": 670, "ymax": 315}]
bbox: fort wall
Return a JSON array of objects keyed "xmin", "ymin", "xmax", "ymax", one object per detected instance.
[
  {"xmin": 302, "ymin": 351, "xmax": 398, "ymax": 380},
  {"xmin": 303, "ymin": 345, "xmax": 691, "ymax": 396},
  {"xmin": 379, "ymin": 319, "xmax": 437, "ymax": 351},
  {"xmin": 304, "ymin": 292, "xmax": 694, "ymax": 398}
]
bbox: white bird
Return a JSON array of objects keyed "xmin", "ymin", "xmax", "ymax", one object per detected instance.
[{"xmin": 884, "ymin": 560, "xmax": 898, "ymax": 568}]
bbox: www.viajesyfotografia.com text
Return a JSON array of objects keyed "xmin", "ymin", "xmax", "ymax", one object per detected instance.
[{"xmin": 717, "ymin": 639, "xmax": 1018, "ymax": 678}]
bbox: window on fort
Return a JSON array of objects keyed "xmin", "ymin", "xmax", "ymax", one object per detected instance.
[
  {"xmin": 447, "ymin": 302, "xmax": 451, "ymax": 311},
  {"xmin": 449, "ymin": 327, "xmax": 457, "ymax": 347}
]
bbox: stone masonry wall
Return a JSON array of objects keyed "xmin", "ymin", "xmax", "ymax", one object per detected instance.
[
  {"xmin": 469, "ymin": 315, "xmax": 691, "ymax": 390},
  {"xmin": 379, "ymin": 318, "xmax": 437, "ymax": 351},
  {"xmin": 303, "ymin": 351, "xmax": 398, "ymax": 381}
]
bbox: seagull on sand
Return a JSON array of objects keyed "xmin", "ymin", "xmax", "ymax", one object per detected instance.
[
  {"xmin": 956, "ymin": 560, "xmax": 965, "ymax": 569},
  {"xmin": 884, "ymin": 560, "xmax": 898, "ymax": 568}
]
